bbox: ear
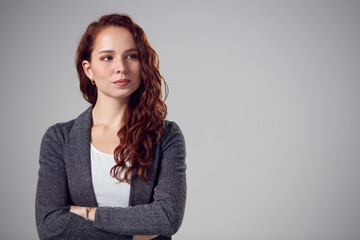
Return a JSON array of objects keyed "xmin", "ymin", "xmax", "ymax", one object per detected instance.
[{"xmin": 82, "ymin": 60, "xmax": 94, "ymax": 80}]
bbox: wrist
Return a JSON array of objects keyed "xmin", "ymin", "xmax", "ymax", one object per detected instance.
[
  {"xmin": 69, "ymin": 205, "xmax": 96, "ymax": 221},
  {"xmin": 85, "ymin": 207, "xmax": 92, "ymax": 220},
  {"xmin": 86, "ymin": 207, "xmax": 97, "ymax": 221}
]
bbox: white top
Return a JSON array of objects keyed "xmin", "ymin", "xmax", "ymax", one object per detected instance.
[{"xmin": 90, "ymin": 143, "xmax": 131, "ymax": 207}]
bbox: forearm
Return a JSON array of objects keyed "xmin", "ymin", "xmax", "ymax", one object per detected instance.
[
  {"xmin": 92, "ymin": 201, "xmax": 184, "ymax": 236},
  {"xmin": 36, "ymin": 203, "xmax": 130, "ymax": 240},
  {"xmin": 70, "ymin": 205, "xmax": 159, "ymax": 239}
]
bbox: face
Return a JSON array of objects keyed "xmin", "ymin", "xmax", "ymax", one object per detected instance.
[{"xmin": 82, "ymin": 26, "xmax": 141, "ymax": 103}]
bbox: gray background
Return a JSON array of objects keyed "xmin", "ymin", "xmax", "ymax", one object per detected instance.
[{"xmin": 1, "ymin": 0, "xmax": 359, "ymax": 239}]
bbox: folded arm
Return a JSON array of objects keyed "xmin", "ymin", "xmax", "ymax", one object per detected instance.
[{"xmin": 35, "ymin": 122, "xmax": 186, "ymax": 239}]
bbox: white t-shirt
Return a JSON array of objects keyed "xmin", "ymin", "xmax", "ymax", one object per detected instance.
[{"xmin": 90, "ymin": 143, "xmax": 131, "ymax": 207}]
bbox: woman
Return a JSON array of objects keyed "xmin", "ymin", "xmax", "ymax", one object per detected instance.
[{"xmin": 35, "ymin": 14, "xmax": 186, "ymax": 240}]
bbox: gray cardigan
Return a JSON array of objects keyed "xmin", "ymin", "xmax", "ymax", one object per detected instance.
[{"xmin": 35, "ymin": 105, "xmax": 186, "ymax": 240}]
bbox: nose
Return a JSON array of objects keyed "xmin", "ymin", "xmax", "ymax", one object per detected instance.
[{"xmin": 115, "ymin": 57, "xmax": 127, "ymax": 74}]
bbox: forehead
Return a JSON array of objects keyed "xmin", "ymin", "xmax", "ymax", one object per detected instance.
[{"xmin": 93, "ymin": 26, "xmax": 136, "ymax": 51}]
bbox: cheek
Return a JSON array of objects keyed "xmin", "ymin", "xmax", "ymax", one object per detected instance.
[
  {"xmin": 92, "ymin": 64, "xmax": 110, "ymax": 77},
  {"xmin": 134, "ymin": 63, "xmax": 141, "ymax": 76}
]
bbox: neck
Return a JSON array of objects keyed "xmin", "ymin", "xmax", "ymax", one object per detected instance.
[{"xmin": 91, "ymin": 94, "xmax": 129, "ymax": 129}]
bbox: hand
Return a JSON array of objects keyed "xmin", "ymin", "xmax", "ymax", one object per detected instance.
[{"xmin": 133, "ymin": 235, "xmax": 159, "ymax": 240}]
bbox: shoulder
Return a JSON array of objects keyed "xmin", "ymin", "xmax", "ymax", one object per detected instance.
[
  {"xmin": 42, "ymin": 119, "xmax": 76, "ymax": 144},
  {"xmin": 161, "ymin": 120, "xmax": 186, "ymax": 153},
  {"xmin": 163, "ymin": 120, "xmax": 185, "ymax": 140},
  {"xmin": 40, "ymin": 120, "xmax": 77, "ymax": 160},
  {"xmin": 39, "ymin": 119, "xmax": 76, "ymax": 165},
  {"xmin": 41, "ymin": 105, "xmax": 93, "ymax": 146}
]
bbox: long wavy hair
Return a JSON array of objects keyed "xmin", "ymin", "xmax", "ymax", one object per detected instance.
[{"xmin": 76, "ymin": 14, "xmax": 168, "ymax": 183}]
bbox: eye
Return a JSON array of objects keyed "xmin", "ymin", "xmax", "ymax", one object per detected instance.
[
  {"xmin": 127, "ymin": 54, "xmax": 138, "ymax": 59},
  {"xmin": 101, "ymin": 56, "xmax": 113, "ymax": 61}
]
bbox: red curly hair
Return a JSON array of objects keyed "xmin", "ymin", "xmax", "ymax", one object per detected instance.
[{"xmin": 76, "ymin": 14, "xmax": 168, "ymax": 183}]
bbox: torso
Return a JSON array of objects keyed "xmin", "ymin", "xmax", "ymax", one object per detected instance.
[{"xmin": 90, "ymin": 125, "xmax": 120, "ymax": 154}]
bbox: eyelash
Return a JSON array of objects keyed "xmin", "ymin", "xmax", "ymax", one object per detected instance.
[
  {"xmin": 127, "ymin": 54, "xmax": 138, "ymax": 59},
  {"xmin": 102, "ymin": 56, "xmax": 113, "ymax": 61}
]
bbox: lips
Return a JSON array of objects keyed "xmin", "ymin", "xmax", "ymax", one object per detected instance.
[{"xmin": 113, "ymin": 79, "xmax": 130, "ymax": 86}]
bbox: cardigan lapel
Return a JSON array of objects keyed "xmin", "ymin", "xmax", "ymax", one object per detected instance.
[
  {"xmin": 66, "ymin": 105, "xmax": 157, "ymax": 207},
  {"xmin": 66, "ymin": 105, "xmax": 98, "ymax": 206},
  {"xmin": 128, "ymin": 145, "xmax": 160, "ymax": 206}
]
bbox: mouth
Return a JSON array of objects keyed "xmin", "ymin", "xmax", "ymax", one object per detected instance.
[{"xmin": 113, "ymin": 79, "xmax": 130, "ymax": 86}]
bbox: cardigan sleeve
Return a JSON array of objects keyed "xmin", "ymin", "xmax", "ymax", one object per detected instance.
[
  {"xmin": 35, "ymin": 125, "xmax": 131, "ymax": 240},
  {"xmin": 93, "ymin": 121, "xmax": 187, "ymax": 237}
]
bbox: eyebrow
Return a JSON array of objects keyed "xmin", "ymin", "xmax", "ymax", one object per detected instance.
[{"xmin": 98, "ymin": 48, "xmax": 138, "ymax": 54}]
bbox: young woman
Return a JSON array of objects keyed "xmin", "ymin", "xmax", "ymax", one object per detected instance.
[{"xmin": 35, "ymin": 14, "xmax": 186, "ymax": 240}]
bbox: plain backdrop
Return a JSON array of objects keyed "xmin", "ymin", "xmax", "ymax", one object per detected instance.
[{"xmin": 1, "ymin": 0, "xmax": 360, "ymax": 239}]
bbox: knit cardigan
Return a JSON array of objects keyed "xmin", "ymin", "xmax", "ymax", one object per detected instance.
[{"xmin": 35, "ymin": 105, "xmax": 186, "ymax": 239}]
